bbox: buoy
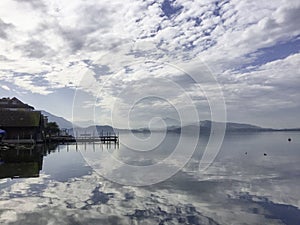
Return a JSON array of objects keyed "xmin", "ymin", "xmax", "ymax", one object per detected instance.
[
  {"xmin": 263, "ymin": 153, "xmax": 267, "ymax": 156},
  {"xmin": 245, "ymin": 152, "xmax": 247, "ymax": 155},
  {"xmin": 288, "ymin": 138, "xmax": 292, "ymax": 142}
]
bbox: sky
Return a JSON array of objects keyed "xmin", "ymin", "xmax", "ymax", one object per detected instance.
[{"xmin": 0, "ymin": 0, "xmax": 299, "ymax": 128}]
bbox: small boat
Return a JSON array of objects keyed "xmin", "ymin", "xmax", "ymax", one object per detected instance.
[{"xmin": 0, "ymin": 129, "xmax": 6, "ymax": 143}]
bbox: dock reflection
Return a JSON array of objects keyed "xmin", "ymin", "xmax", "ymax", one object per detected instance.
[
  {"xmin": 0, "ymin": 142, "xmax": 119, "ymax": 180},
  {"xmin": 0, "ymin": 144, "xmax": 57, "ymax": 179}
]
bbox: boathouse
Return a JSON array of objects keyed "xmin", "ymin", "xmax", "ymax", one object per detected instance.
[
  {"xmin": 0, "ymin": 97, "xmax": 34, "ymax": 111},
  {"xmin": 0, "ymin": 97, "xmax": 46, "ymax": 143}
]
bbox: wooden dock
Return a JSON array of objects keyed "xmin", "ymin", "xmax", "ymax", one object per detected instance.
[
  {"xmin": 1, "ymin": 134, "xmax": 119, "ymax": 144},
  {"xmin": 2, "ymin": 139, "xmax": 36, "ymax": 144},
  {"xmin": 75, "ymin": 135, "xmax": 119, "ymax": 143}
]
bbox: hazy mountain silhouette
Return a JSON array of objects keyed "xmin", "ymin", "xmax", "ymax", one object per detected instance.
[
  {"xmin": 41, "ymin": 110, "xmax": 73, "ymax": 129},
  {"xmin": 39, "ymin": 111, "xmax": 300, "ymax": 134}
]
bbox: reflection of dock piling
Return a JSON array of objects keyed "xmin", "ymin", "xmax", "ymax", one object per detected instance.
[
  {"xmin": 74, "ymin": 137, "xmax": 119, "ymax": 151},
  {"xmin": 75, "ymin": 136, "xmax": 119, "ymax": 143},
  {"xmin": 76, "ymin": 131, "xmax": 119, "ymax": 144},
  {"xmin": 99, "ymin": 135, "xmax": 118, "ymax": 143},
  {"xmin": 45, "ymin": 131, "xmax": 120, "ymax": 144}
]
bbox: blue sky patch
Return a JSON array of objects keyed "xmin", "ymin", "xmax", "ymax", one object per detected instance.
[
  {"xmin": 249, "ymin": 37, "xmax": 300, "ymax": 68},
  {"xmin": 161, "ymin": 0, "xmax": 183, "ymax": 18}
]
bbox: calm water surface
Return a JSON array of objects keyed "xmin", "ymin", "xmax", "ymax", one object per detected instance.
[{"xmin": 0, "ymin": 132, "xmax": 300, "ymax": 225}]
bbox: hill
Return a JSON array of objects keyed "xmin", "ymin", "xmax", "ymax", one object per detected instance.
[
  {"xmin": 67, "ymin": 125, "xmax": 116, "ymax": 137},
  {"xmin": 41, "ymin": 110, "xmax": 73, "ymax": 129},
  {"xmin": 168, "ymin": 120, "xmax": 273, "ymax": 133}
]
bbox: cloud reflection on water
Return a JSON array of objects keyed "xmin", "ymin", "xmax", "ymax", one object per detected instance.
[{"xmin": 0, "ymin": 132, "xmax": 299, "ymax": 224}]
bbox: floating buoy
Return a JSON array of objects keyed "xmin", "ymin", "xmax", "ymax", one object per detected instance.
[
  {"xmin": 288, "ymin": 138, "xmax": 292, "ymax": 142},
  {"xmin": 245, "ymin": 152, "xmax": 247, "ymax": 155},
  {"xmin": 263, "ymin": 153, "xmax": 267, "ymax": 156}
]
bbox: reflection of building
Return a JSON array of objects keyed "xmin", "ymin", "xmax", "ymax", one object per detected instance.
[
  {"xmin": 0, "ymin": 146, "xmax": 44, "ymax": 179},
  {"xmin": 0, "ymin": 144, "xmax": 58, "ymax": 179},
  {"xmin": 0, "ymin": 97, "xmax": 47, "ymax": 143}
]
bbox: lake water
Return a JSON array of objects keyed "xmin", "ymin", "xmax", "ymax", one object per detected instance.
[{"xmin": 0, "ymin": 132, "xmax": 300, "ymax": 225}]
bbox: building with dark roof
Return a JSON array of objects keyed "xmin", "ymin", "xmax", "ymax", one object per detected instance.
[
  {"xmin": 0, "ymin": 97, "xmax": 46, "ymax": 143},
  {"xmin": 0, "ymin": 97, "xmax": 34, "ymax": 111}
]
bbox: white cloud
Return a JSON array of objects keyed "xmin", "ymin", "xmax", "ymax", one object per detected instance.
[
  {"xmin": 0, "ymin": 0, "xmax": 299, "ymax": 127},
  {"xmin": 219, "ymin": 53, "xmax": 300, "ymax": 127},
  {"xmin": 0, "ymin": 85, "xmax": 10, "ymax": 91}
]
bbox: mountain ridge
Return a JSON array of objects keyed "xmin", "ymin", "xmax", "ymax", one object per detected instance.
[
  {"xmin": 41, "ymin": 110, "xmax": 73, "ymax": 129},
  {"xmin": 40, "ymin": 111, "xmax": 300, "ymax": 133}
]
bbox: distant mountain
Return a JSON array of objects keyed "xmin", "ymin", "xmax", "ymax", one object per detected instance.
[
  {"xmin": 200, "ymin": 120, "xmax": 263, "ymax": 131},
  {"xmin": 163, "ymin": 117, "xmax": 180, "ymax": 127},
  {"xmin": 73, "ymin": 120, "xmax": 95, "ymax": 128},
  {"xmin": 67, "ymin": 125, "xmax": 116, "ymax": 137},
  {"xmin": 141, "ymin": 117, "xmax": 180, "ymax": 129},
  {"xmin": 168, "ymin": 120, "xmax": 272, "ymax": 133},
  {"xmin": 37, "ymin": 110, "xmax": 300, "ymax": 135},
  {"xmin": 41, "ymin": 110, "xmax": 73, "ymax": 129}
]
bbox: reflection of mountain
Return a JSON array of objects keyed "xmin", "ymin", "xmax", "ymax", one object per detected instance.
[{"xmin": 0, "ymin": 144, "xmax": 57, "ymax": 179}]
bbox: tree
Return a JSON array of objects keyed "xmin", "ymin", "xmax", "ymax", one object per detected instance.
[{"xmin": 45, "ymin": 122, "xmax": 60, "ymax": 136}]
